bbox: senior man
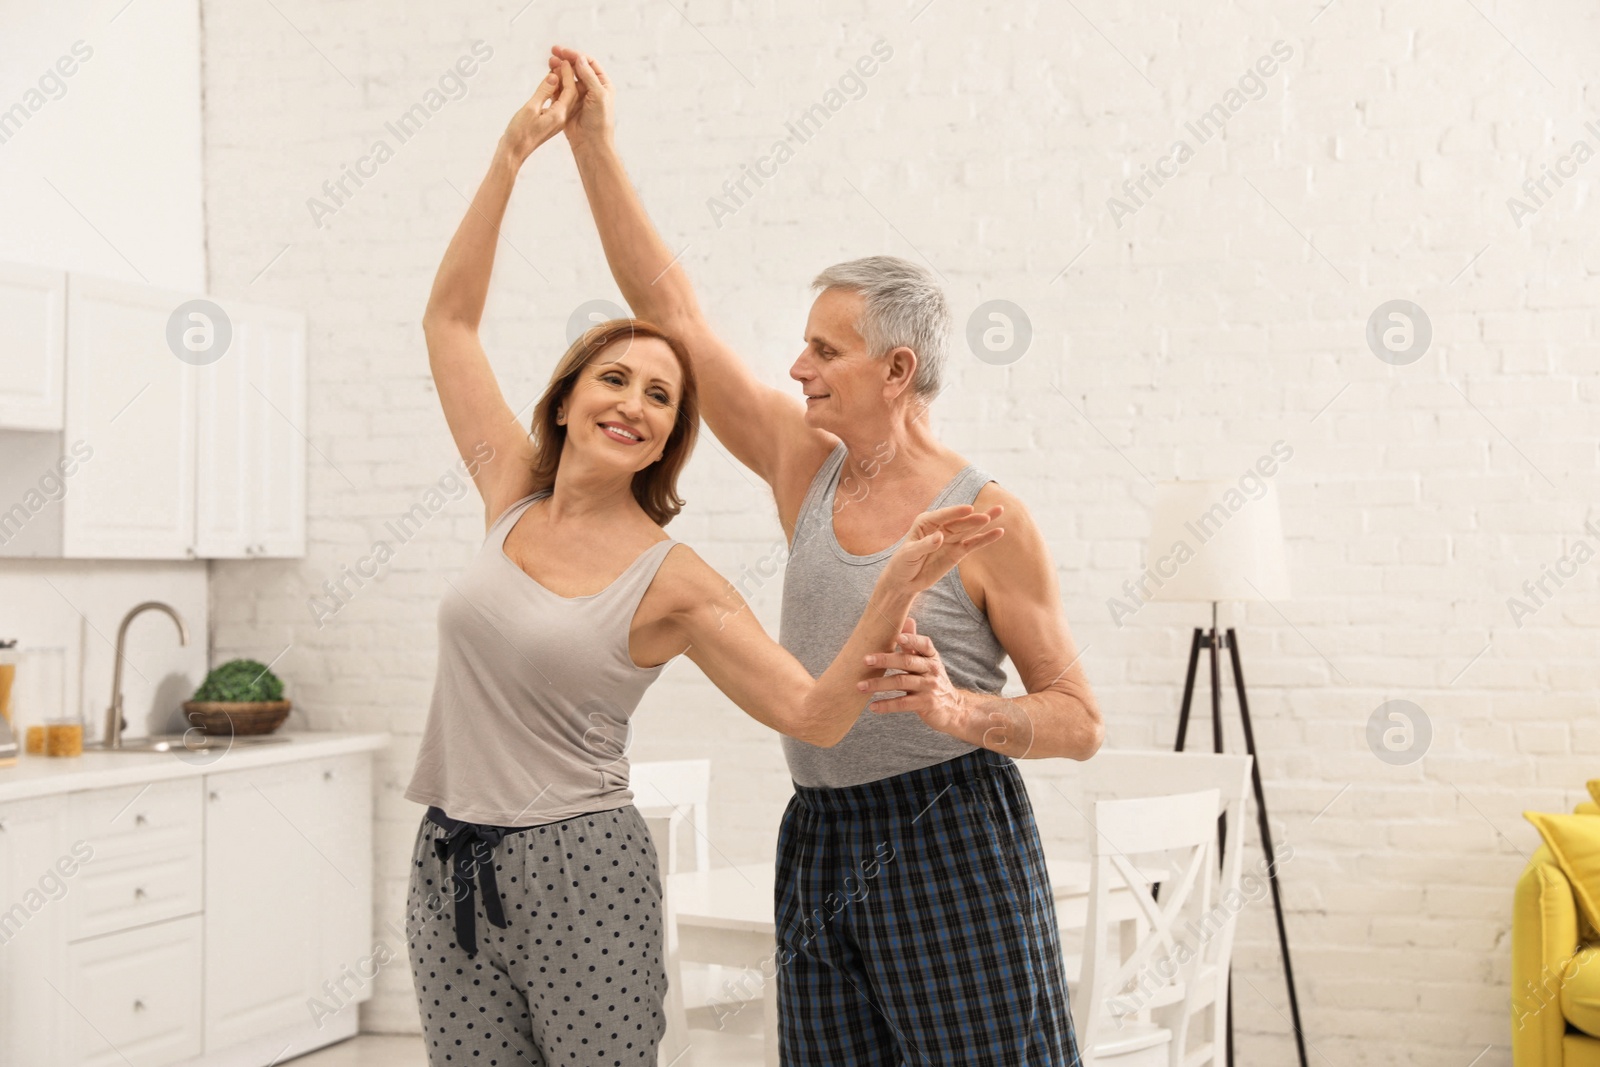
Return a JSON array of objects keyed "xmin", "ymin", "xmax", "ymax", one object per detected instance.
[{"xmin": 551, "ymin": 46, "xmax": 1103, "ymax": 1066}]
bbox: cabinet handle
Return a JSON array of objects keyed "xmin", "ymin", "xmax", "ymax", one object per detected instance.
[
  {"xmin": 209, "ymin": 791, "xmax": 219, "ymax": 802},
  {"xmin": 323, "ymin": 770, "xmax": 334, "ymax": 781},
  {"xmin": 133, "ymin": 999, "xmax": 145, "ymax": 1013},
  {"xmin": 185, "ymin": 546, "xmax": 196, "ymax": 558},
  {"xmin": 134, "ymin": 886, "xmax": 146, "ymax": 900},
  {"xmin": 134, "ymin": 813, "xmax": 147, "ymax": 826},
  {"xmin": 0, "ymin": 819, "xmax": 7, "ymax": 833}
]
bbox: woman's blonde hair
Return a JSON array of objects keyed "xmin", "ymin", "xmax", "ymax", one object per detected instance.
[{"xmin": 527, "ymin": 319, "xmax": 699, "ymax": 526}]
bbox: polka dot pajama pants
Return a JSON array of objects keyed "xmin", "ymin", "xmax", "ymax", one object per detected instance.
[{"xmin": 405, "ymin": 805, "xmax": 668, "ymax": 1066}]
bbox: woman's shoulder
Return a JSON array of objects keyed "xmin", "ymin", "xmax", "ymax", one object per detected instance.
[
  {"xmin": 485, "ymin": 487, "xmax": 549, "ymax": 533},
  {"xmin": 644, "ymin": 540, "xmax": 747, "ymax": 616},
  {"xmin": 650, "ymin": 539, "xmax": 711, "ymax": 589}
]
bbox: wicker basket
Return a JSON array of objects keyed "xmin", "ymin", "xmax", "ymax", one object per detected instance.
[{"xmin": 182, "ymin": 699, "xmax": 291, "ymax": 737}]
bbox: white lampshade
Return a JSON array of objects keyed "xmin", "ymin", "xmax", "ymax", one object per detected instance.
[{"xmin": 1144, "ymin": 479, "xmax": 1290, "ymax": 603}]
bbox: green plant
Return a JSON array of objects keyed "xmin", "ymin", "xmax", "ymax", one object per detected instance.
[{"xmin": 192, "ymin": 659, "xmax": 284, "ymax": 703}]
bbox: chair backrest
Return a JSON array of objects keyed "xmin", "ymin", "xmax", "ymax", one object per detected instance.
[
  {"xmin": 1077, "ymin": 788, "xmax": 1220, "ymax": 1056},
  {"xmin": 1080, "ymin": 750, "xmax": 1253, "ymax": 964},
  {"xmin": 629, "ymin": 758, "xmax": 711, "ymax": 875},
  {"xmin": 1081, "ymin": 750, "xmax": 1253, "ymax": 812},
  {"xmin": 1077, "ymin": 751, "xmax": 1256, "ymax": 1066}
]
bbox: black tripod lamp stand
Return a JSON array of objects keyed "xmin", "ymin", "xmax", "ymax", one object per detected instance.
[{"xmin": 1144, "ymin": 479, "xmax": 1307, "ymax": 1067}]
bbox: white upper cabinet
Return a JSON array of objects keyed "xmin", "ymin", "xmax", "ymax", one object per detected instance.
[
  {"xmin": 195, "ymin": 301, "xmax": 307, "ymax": 558},
  {"xmin": 0, "ymin": 263, "xmax": 308, "ymax": 560},
  {"xmin": 0, "ymin": 262, "xmax": 67, "ymax": 430},
  {"xmin": 62, "ymin": 275, "xmax": 198, "ymax": 559},
  {"xmin": 247, "ymin": 306, "xmax": 309, "ymax": 558},
  {"xmin": 192, "ymin": 311, "xmax": 251, "ymax": 558}
]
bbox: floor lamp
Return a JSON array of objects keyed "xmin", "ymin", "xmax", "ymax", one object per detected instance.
[{"xmin": 1144, "ymin": 480, "xmax": 1307, "ymax": 1067}]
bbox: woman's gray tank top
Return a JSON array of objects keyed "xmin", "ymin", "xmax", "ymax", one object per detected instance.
[
  {"xmin": 404, "ymin": 490, "xmax": 677, "ymax": 825},
  {"xmin": 778, "ymin": 442, "xmax": 1008, "ymax": 788}
]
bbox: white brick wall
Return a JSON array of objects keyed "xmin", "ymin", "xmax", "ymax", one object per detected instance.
[{"xmin": 201, "ymin": 1, "xmax": 1598, "ymax": 1061}]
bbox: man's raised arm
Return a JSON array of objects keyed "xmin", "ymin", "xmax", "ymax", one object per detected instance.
[{"xmin": 553, "ymin": 46, "xmax": 817, "ymax": 490}]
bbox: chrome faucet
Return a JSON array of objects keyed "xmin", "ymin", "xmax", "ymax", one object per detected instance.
[{"xmin": 100, "ymin": 602, "xmax": 189, "ymax": 750}]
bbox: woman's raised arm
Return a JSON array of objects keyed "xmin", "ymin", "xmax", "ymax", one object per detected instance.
[{"xmin": 423, "ymin": 62, "xmax": 577, "ymax": 528}]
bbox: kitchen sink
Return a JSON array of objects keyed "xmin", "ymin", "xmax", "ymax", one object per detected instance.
[{"xmin": 86, "ymin": 734, "xmax": 292, "ymax": 753}]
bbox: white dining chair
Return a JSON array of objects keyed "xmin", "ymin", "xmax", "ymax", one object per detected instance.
[
  {"xmin": 631, "ymin": 758, "xmax": 711, "ymax": 876},
  {"xmin": 1078, "ymin": 750, "xmax": 1253, "ymax": 1067},
  {"xmin": 631, "ymin": 759, "xmax": 710, "ymax": 1067},
  {"xmin": 1075, "ymin": 788, "xmax": 1220, "ymax": 1067},
  {"xmin": 631, "ymin": 759, "xmax": 769, "ymax": 1066}
]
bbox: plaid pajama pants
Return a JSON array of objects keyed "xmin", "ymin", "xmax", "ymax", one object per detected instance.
[{"xmin": 774, "ymin": 748, "xmax": 1082, "ymax": 1066}]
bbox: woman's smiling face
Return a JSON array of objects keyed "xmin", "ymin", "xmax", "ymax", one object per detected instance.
[{"xmin": 559, "ymin": 335, "xmax": 683, "ymax": 472}]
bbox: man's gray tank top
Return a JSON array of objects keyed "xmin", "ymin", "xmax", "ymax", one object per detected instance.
[
  {"xmin": 779, "ymin": 442, "xmax": 1007, "ymax": 787},
  {"xmin": 405, "ymin": 490, "xmax": 677, "ymax": 825}
]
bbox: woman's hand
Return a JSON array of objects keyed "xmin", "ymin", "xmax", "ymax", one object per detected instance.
[
  {"xmin": 500, "ymin": 60, "xmax": 578, "ymax": 164},
  {"xmin": 878, "ymin": 503, "xmax": 1005, "ymax": 598},
  {"xmin": 549, "ymin": 46, "xmax": 614, "ymax": 151}
]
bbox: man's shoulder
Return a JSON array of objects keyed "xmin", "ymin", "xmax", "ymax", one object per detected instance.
[
  {"xmin": 972, "ymin": 479, "xmax": 1024, "ymax": 510},
  {"xmin": 965, "ymin": 480, "xmax": 1049, "ymax": 585}
]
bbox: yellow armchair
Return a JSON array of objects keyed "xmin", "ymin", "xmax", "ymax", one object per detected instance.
[{"xmin": 1514, "ymin": 800, "xmax": 1600, "ymax": 1066}]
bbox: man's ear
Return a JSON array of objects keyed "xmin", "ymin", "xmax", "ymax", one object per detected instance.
[{"xmin": 882, "ymin": 345, "xmax": 918, "ymax": 399}]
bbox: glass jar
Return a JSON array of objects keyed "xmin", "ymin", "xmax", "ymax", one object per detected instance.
[
  {"xmin": 0, "ymin": 641, "xmax": 17, "ymax": 726},
  {"xmin": 0, "ymin": 641, "xmax": 17, "ymax": 765}
]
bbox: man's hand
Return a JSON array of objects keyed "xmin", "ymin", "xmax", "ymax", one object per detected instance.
[
  {"xmin": 858, "ymin": 619, "xmax": 969, "ymax": 735},
  {"xmin": 501, "ymin": 60, "xmax": 577, "ymax": 164},
  {"xmin": 859, "ymin": 620, "xmax": 1036, "ymax": 757},
  {"xmin": 549, "ymin": 46, "xmax": 614, "ymax": 151}
]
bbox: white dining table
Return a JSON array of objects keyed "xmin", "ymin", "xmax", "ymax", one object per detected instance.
[{"xmin": 662, "ymin": 857, "xmax": 1143, "ymax": 1067}]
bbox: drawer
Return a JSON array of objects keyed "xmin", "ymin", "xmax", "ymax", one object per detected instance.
[
  {"xmin": 64, "ymin": 914, "xmax": 203, "ymax": 1067},
  {"xmin": 69, "ymin": 777, "xmax": 202, "ymax": 847},
  {"xmin": 67, "ymin": 837, "xmax": 202, "ymax": 942},
  {"xmin": 63, "ymin": 778, "xmax": 203, "ymax": 941}
]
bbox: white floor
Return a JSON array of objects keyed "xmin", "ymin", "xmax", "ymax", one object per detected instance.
[
  {"xmin": 288, "ymin": 1031, "xmax": 766, "ymax": 1066},
  {"xmin": 288, "ymin": 1035, "xmax": 426, "ymax": 1067}
]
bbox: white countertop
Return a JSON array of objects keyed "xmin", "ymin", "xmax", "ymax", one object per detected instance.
[{"xmin": 0, "ymin": 731, "xmax": 390, "ymax": 803}]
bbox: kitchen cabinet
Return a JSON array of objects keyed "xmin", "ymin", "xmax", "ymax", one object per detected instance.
[
  {"xmin": 0, "ymin": 262, "xmax": 67, "ymax": 430},
  {"xmin": 0, "ymin": 795, "xmax": 69, "ymax": 1067},
  {"xmin": 203, "ymin": 753, "xmax": 370, "ymax": 1052},
  {"xmin": 65, "ymin": 916, "xmax": 205, "ymax": 1067},
  {"xmin": 195, "ymin": 301, "xmax": 307, "ymax": 559},
  {"xmin": 0, "ymin": 733, "xmax": 384, "ymax": 1067},
  {"xmin": 64, "ymin": 779, "xmax": 204, "ymax": 941},
  {"xmin": 0, "ymin": 264, "xmax": 307, "ymax": 560},
  {"xmin": 63, "ymin": 275, "xmax": 198, "ymax": 558}
]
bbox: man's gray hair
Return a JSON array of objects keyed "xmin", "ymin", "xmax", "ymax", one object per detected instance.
[{"xmin": 811, "ymin": 256, "xmax": 948, "ymax": 400}]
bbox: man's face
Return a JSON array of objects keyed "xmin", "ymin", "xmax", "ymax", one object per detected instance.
[{"xmin": 790, "ymin": 288, "xmax": 881, "ymax": 433}]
